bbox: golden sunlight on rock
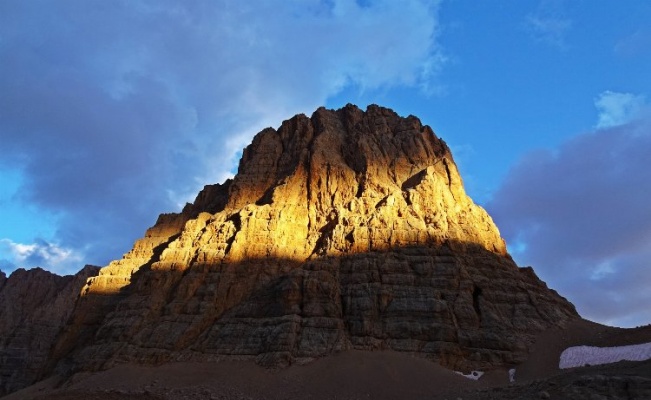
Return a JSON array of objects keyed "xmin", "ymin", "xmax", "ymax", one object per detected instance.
[
  {"xmin": 51, "ymin": 105, "xmax": 575, "ymax": 377},
  {"xmin": 81, "ymin": 104, "xmax": 506, "ymax": 300},
  {"xmin": 1, "ymin": 105, "xmax": 589, "ymax": 398}
]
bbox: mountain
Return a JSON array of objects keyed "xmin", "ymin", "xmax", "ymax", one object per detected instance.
[
  {"xmin": 51, "ymin": 104, "xmax": 577, "ymax": 372},
  {"xmin": 0, "ymin": 266, "xmax": 99, "ymax": 395},
  {"xmin": 2, "ymin": 104, "xmax": 583, "ymax": 397}
]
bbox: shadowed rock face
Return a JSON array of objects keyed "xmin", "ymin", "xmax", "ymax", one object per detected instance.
[
  {"xmin": 0, "ymin": 265, "xmax": 99, "ymax": 396},
  {"xmin": 51, "ymin": 104, "xmax": 577, "ymax": 376},
  {"xmin": 0, "ymin": 104, "xmax": 580, "ymax": 396}
]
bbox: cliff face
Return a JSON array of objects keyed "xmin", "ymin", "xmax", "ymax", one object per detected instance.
[
  {"xmin": 0, "ymin": 265, "xmax": 99, "ymax": 396},
  {"xmin": 0, "ymin": 104, "xmax": 580, "ymax": 396},
  {"xmin": 52, "ymin": 104, "xmax": 578, "ymax": 376}
]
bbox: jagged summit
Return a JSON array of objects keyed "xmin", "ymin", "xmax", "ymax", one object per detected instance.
[
  {"xmin": 59, "ymin": 104, "xmax": 576, "ymax": 369},
  {"xmin": 1, "ymin": 104, "xmax": 579, "ymax": 395},
  {"xmin": 82, "ymin": 104, "xmax": 512, "ymax": 293}
]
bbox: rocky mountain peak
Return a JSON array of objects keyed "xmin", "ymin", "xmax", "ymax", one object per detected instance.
[
  {"xmin": 199, "ymin": 103, "xmax": 506, "ymax": 262},
  {"xmin": 1, "ymin": 105, "xmax": 579, "ymax": 395},
  {"xmin": 58, "ymin": 104, "xmax": 575, "ymax": 372}
]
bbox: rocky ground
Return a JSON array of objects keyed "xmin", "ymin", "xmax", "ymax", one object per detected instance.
[
  {"xmin": 5, "ymin": 320, "xmax": 651, "ymax": 400},
  {"xmin": 465, "ymin": 360, "xmax": 651, "ymax": 400},
  {"xmin": 6, "ymin": 358, "xmax": 651, "ymax": 400}
]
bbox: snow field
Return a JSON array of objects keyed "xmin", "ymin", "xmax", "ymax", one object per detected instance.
[{"xmin": 559, "ymin": 342, "xmax": 651, "ymax": 369}]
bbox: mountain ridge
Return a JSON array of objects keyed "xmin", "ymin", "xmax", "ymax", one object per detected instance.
[
  {"xmin": 1, "ymin": 104, "xmax": 579, "ymax": 396},
  {"xmin": 0, "ymin": 265, "xmax": 99, "ymax": 395}
]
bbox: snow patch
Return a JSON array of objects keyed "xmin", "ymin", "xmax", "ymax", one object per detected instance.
[
  {"xmin": 508, "ymin": 368, "xmax": 516, "ymax": 383},
  {"xmin": 455, "ymin": 370, "xmax": 484, "ymax": 380},
  {"xmin": 559, "ymin": 342, "xmax": 651, "ymax": 369}
]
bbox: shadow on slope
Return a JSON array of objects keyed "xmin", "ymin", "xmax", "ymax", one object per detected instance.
[{"xmin": 48, "ymin": 240, "xmax": 577, "ymax": 384}]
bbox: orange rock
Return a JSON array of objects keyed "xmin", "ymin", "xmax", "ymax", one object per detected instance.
[{"xmin": 3, "ymin": 105, "xmax": 580, "ymax": 395}]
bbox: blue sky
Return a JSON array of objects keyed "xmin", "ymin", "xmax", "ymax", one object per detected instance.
[{"xmin": 1, "ymin": 0, "xmax": 650, "ymax": 327}]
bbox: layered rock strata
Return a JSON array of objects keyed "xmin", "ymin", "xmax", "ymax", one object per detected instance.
[
  {"xmin": 0, "ymin": 265, "xmax": 99, "ymax": 396},
  {"xmin": 49, "ymin": 104, "xmax": 578, "ymax": 377}
]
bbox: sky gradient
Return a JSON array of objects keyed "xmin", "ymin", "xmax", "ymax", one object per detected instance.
[{"xmin": 1, "ymin": 1, "xmax": 650, "ymax": 327}]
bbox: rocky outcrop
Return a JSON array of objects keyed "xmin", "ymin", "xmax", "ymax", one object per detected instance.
[
  {"xmin": 46, "ymin": 182, "xmax": 234, "ymax": 373},
  {"xmin": 0, "ymin": 265, "xmax": 99, "ymax": 396},
  {"xmin": 49, "ymin": 104, "xmax": 578, "ymax": 378}
]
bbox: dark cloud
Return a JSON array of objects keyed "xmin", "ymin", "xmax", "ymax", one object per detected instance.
[
  {"xmin": 0, "ymin": 0, "xmax": 442, "ymax": 270},
  {"xmin": 487, "ymin": 114, "xmax": 651, "ymax": 327}
]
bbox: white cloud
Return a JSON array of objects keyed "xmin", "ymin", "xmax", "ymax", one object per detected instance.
[
  {"xmin": 595, "ymin": 91, "xmax": 647, "ymax": 128},
  {"xmin": 0, "ymin": 0, "xmax": 444, "ymax": 267},
  {"xmin": 525, "ymin": 15, "xmax": 571, "ymax": 48},
  {"xmin": 525, "ymin": 0, "xmax": 572, "ymax": 49},
  {"xmin": 0, "ymin": 238, "xmax": 84, "ymax": 275}
]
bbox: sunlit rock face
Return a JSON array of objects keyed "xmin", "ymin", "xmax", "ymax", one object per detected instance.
[
  {"xmin": 56, "ymin": 104, "xmax": 578, "ymax": 376},
  {"xmin": 0, "ymin": 265, "xmax": 99, "ymax": 396}
]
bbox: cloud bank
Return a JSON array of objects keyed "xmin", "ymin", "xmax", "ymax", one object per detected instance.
[
  {"xmin": 0, "ymin": 0, "xmax": 443, "ymax": 272},
  {"xmin": 488, "ymin": 93, "xmax": 651, "ymax": 327}
]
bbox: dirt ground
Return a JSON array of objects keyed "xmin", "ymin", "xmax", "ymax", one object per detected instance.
[{"xmin": 4, "ymin": 319, "xmax": 651, "ymax": 400}]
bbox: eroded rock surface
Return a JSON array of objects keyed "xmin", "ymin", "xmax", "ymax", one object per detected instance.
[
  {"xmin": 0, "ymin": 265, "xmax": 99, "ymax": 396},
  {"xmin": 52, "ymin": 104, "xmax": 578, "ymax": 377},
  {"xmin": 0, "ymin": 104, "xmax": 581, "ymax": 397}
]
